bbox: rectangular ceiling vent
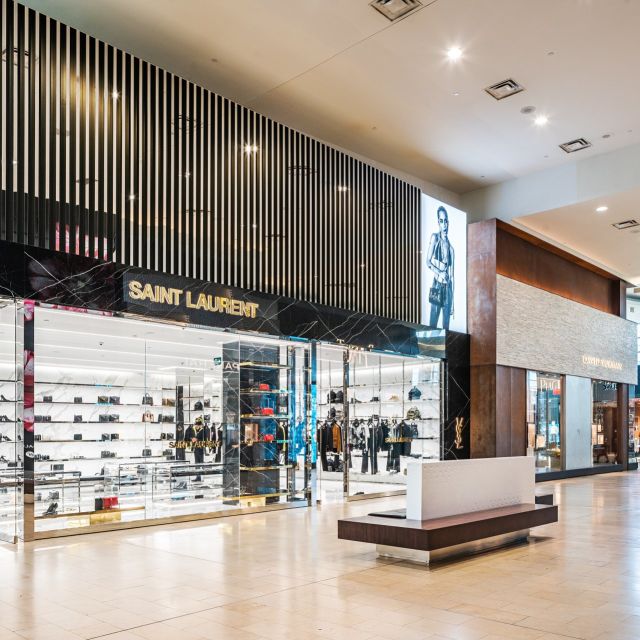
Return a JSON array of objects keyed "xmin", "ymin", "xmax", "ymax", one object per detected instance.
[
  {"xmin": 612, "ymin": 219, "xmax": 639, "ymax": 230},
  {"xmin": 484, "ymin": 78, "xmax": 525, "ymax": 100},
  {"xmin": 559, "ymin": 137, "xmax": 592, "ymax": 153},
  {"xmin": 370, "ymin": 0, "xmax": 421, "ymax": 21}
]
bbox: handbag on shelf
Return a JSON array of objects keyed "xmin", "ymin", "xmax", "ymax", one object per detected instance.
[
  {"xmin": 142, "ymin": 394, "xmax": 153, "ymax": 405},
  {"xmin": 73, "ymin": 434, "xmax": 82, "ymax": 440},
  {"xmin": 194, "ymin": 400, "xmax": 203, "ymax": 411},
  {"xmin": 408, "ymin": 386, "xmax": 422, "ymax": 401},
  {"xmin": 42, "ymin": 395, "xmax": 52, "ymax": 403},
  {"xmin": 97, "ymin": 395, "xmax": 109, "ymax": 404},
  {"xmin": 73, "ymin": 415, "xmax": 83, "ymax": 423},
  {"xmin": 109, "ymin": 396, "xmax": 120, "ymax": 405},
  {"xmin": 74, "ymin": 397, "xmax": 83, "ymax": 404},
  {"xmin": 162, "ymin": 398, "xmax": 176, "ymax": 407},
  {"xmin": 142, "ymin": 411, "xmax": 154, "ymax": 423},
  {"xmin": 142, "ymin": 448, "xmax": 152, "ymax": 457},
  {"xmin": 99, "ymin": 415, "xmax": 109, "ymax": 423}
]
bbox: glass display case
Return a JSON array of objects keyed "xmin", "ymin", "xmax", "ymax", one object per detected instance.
[{"xmin": 592, "ymin": 380, "xmax": 619, "ymax": 465}]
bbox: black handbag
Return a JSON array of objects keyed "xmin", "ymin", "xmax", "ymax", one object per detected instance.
[
  {"xmin": 42, "ymin": 395, "xmax": 52, "ymax": 403},
  {"xmin": 73, "ymin": 434, "xmax": 82, "ymax": 440},
  {"xmin": 109, "ymin": 396, "xmax": 120, "ymax": 405},
  {"xmin": 99, "ymin": 415, "xmax": 109, "ymax": 423},
  {"xmin": 74, "ymin": 397, "xmax": 83, "ymax": 404},
  {"xmin": 428, "ymin": 281, "xmax": 445, "ymax": 307},
  {"xmin": 142, "ymin": 448, "xmax": 152, "ymax": 457},
  {"xmin": 194, "ymin": 400, "xmax": 203, "ymax": 411},
  {"xmin": 408, "ymin": 386, "xmax": 422, "ymax": 401},
  {"xmin": 73, "ymin": 415, "xmax": 83, "ymax": 423},
  {"xmin": 95, "ymin": 498, "xmax": 104, "ymax": 511},
  {"xmin": 142, "ymin": 394, "xmax": 153, "ymax": 405}
]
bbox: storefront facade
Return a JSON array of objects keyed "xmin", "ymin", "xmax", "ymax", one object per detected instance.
[
  {"xmin": 469, "ymin": 220, "xmax": 637, "ymax": 479},
  {"xmin": 0, "ymin": 241, "xmax": 469, "ymax": 541}
]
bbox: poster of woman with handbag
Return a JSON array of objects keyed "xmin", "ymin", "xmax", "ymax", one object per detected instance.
[{"xmin": 427, "ymin": 205, "xmax": 455, "ymax": 329}]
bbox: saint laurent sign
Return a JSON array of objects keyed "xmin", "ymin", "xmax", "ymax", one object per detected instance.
[{"xmin": 127, "ymin": 280, "xmax": 259, "ymax": 318}]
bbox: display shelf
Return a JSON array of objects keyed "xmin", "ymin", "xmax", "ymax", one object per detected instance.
[
  {"xmin": 35, "ymin": 421, "xmax": 174, "ymax": 425},
  {"xmin": 34, "ymin": 455, "xmax": 170, "ymax": 463},
  {"xmin": 35, "ymin": 505, "xmax": 144, "ymax": 520},
  {"xmin": 36, "ymin": 381, "xmax": 178, "ymax": 391},
  {"xmin": 36, "ymin": 439, "xmax": 150, "ymax": 443},
  {"xmin": 242, "ymin": 390, "xmax": 290, "ymax": 395},
  {"xmin": 240, "ymin": 464, "xmax": 294, "ymax": 471},
  {"xmin": 239, "ymin": 362, "xmax": 290, "ymax": 370},
  {"xmin": 37, "ymin": 401, "xmax": 174, "ymax": 408},
  {"xmin": 347, "ymin": 381, "xmax": 438, "ymax": 389},
  {"xmin": 240, "ymin": 414, "xmax": 290, "ymax": 420}
]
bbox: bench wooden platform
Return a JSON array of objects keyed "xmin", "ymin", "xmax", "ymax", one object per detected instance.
[{"xmin": 338, "ymin": 503, "xmax": 558, "ymax": 563}]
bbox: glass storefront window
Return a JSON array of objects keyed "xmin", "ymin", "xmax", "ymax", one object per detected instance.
[
  {"xmin": 527, "ymin": 371, "xmax": 563, "ymax": 472},
  {"xmin": 591, "ymin": 380, "xmax": 619, "ymax": 465},
  {"xmin": 316, "ymin": 346, "xmax": 442, "ymax": 501},
  {"xmin": 32, "ymin": 306, "xmax": 310, "ymax": 535},
  {"xmin": 0, "ymin": 299, "xmax": 22, "ymax": 543}
]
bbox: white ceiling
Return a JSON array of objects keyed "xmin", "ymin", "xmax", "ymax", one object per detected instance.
[
  {"xmin": 22, "ymin": 0, "xmax": 640, "ymax": 194},
  {"xmin": 515, "ymin": 188, "xmax": 640, "ymax": 286}
]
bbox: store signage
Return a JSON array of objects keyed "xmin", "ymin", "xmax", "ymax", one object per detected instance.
[
  {"xmin": 127, "ymin": 280, "xmax": 260, "ymax": 318},
  {"xmin": 454, "ymin": 417, "xmax": 464, "ymax": 449},
  {"xmin": 170, "ymin": 441, "xmax": 218, "ymax": 449},
  {"xmin": 420, "ymin": 194, "xmax": 467, "ymax": 332},
  {"xmin": 582, "ymin": 355, "xmax": 623, "ymax": 371}
]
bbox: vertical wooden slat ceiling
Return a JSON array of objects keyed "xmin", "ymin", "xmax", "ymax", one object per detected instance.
[{"xmin": 0, "ymin": 0, "xmax": 421, "ymax": 322}]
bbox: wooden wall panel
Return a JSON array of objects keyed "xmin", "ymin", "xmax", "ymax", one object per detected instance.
[{"xmin": 496, "ymin": 222, "xmax": 620, "ymax": 315}]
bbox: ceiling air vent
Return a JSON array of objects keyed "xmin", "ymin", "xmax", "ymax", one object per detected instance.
[
  {"xmin": 484, "ymin": 78, "xmax": 525, "ymax": 100},
  {"xmin": 370, "ymin": 0, "xmax": 421, "ymax": 21},
  {"xmin": 559, "ymin": 137, "xmax": 592, "ymax": 153},
  {"xmin": 612, "ymin": 219, "xmax": 639, "ymax": 230}
]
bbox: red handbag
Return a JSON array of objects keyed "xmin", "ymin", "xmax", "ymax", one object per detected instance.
[
  {"xmin": 258, "ymin": 383, "xmax": 270, "ymax": 391},
  {"xmin": 260, "ymin": 407, "xmax": 274, "ymax": 416}
]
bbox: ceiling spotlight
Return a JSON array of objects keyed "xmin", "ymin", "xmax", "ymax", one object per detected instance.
[
  {"xmin": 596, "ymin": 206, "xmax": 608, "ymax": 213},
  {"xmin": 534, "ymin": 115, "xmax": 549, "ymax": 127},
  {"xmin": 360, "ymin": 263, "xmax": 366, "ymax": 268},
  {"xmin": 337, "ymin": 185, "xmax": 349, "ymax": 193},
  {"xmin": 446, "ymin": 47, "xmax": 463, "ymax": 61},
  {"xmin": 128, "ymin": 194, "xmax": 136, "ymax": 201},
  {"xmin": 244, "ymin": 143, "xmax": 258, "ymax": 154},
  {"xmin": 111, "ymin": 90, "xmax": 120, "ymax": 100},
  {"xmin": 184, "ymin": 172, "xmax": 191, "ymax": 178}
]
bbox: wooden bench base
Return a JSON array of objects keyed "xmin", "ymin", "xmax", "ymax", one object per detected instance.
[{"xmin": 339, "ymin": 503, "xmax": 558, "ymax": 565}]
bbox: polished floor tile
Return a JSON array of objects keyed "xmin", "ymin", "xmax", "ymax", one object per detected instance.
[{"xmin": 1, "ymin": 472, "xmax": 640, "ymax": 639}]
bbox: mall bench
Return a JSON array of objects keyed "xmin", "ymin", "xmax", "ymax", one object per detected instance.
[{"xmin": 338, "ymin": 502, "xmax": 558, "ymax": 563}]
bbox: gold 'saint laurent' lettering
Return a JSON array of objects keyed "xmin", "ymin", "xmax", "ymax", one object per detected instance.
[{"xmin": 128, "ymin": 281, "xmax": 260, "ymax": 319}]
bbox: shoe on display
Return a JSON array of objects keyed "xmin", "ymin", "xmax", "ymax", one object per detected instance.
[
  {"xmin": 44, "ymin": 502, "xmax": 58, "ymax": 516},
  {"xmin": 0, "ymin": 415, "xmax": 9, "ymax": 422},
  {"xmin": 0, "ymin": 395, "xmax": 9, "ymax": 402},
  {"xmin": 47, "ymin": 491, "xmax": 59, "ymax": 501},
  {"xmin": 174, "ymin": 481, "xmax": 188, "ymax": 491}
]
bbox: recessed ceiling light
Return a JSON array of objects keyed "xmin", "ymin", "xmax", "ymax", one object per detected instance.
[
  {"xmin": 111, "ymin": 90, "xmax": 119, "ymax": 100},
  {"xmin": 337, "ymin": 186, "xmax": 349, "ymax": 193},
  {"xmin": 534, "ymin": 115, "xmax": 549, "ymax": 127},
  {"xmin": 452, "ymin": 91, "xmax": 460, "ymax": 97},
  {"xmin": 446, "ymin": 47, "xmax": 463, "ymax": 61},
  {"xmin": 596, "ymin": 206, "xmax": 608, "ymax": 213},
  {"xmin": 244, "ymin": 143, "xmax": 258, "ymax": 154},
  {"xmin": 128, "ymin": 194, "xmax": 136, "ymax": 201}
]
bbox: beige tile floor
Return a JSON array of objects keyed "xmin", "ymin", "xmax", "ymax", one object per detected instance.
[{"xmin": 1, "ymin": 471, "xmax": 640, "ymax": 640}]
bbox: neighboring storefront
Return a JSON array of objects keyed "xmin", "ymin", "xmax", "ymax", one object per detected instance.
[
  {"xmin": 469, "ymin": 220, "xmax": 637, "ymax": 480},
  {"xmin": 0, "ymin": 240, "xmax": 469, "ymax": 541}
]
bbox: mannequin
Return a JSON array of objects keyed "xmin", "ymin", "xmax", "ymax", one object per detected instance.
[{"xmin": 185, "ymin": 416, "xmax": 206, "ymax": 480}]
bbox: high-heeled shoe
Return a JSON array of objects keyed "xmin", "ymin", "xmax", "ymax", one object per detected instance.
[{"xmin": 44, "ymin": 502, "xmax": 58, "ymax": 516}]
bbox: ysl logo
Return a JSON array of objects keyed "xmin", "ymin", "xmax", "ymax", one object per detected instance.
[{"xmin": 454, "ymin": 417, "xmax": 465, "ymax": 449}]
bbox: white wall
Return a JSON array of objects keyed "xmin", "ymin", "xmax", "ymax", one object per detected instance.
[
  {"xmin": 563, "ymin": 376, "xmax": 593, "ymax": 471},
  {"xmin": 461, "ymin": 143, "xmax": 640, "ymax": 223}
]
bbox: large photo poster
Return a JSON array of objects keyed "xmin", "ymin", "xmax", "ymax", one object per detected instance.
[{"xmin": 420, "ymin": 194, "xmax": 467, "ymax": 332}]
